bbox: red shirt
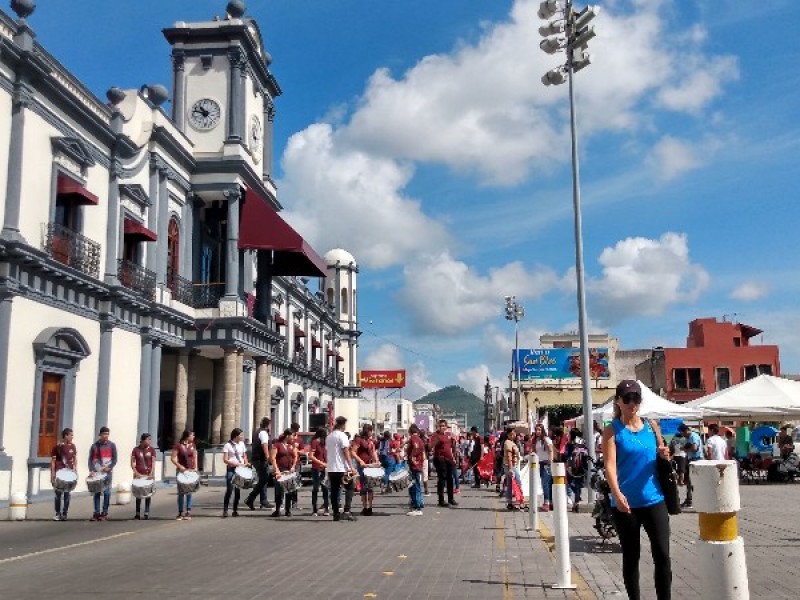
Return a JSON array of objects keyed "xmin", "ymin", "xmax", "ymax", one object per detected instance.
[
  {"xmin": 429, "ymin": 432, "xmax": 455, "ymax": 462},
  {"xmin": 354, "ymin": 437, "xmax": 375, "ymax": 463},
  {"xmin": 406, "ymin": 434, "xmax": 425, "ymax": 472},
  {"xmin": 173, "ymin": 442, "xmax": 196, "ymax": 470},
  {"xmin": 273, "ymin": 440, "xmax": 293, "ymax": 471},
  {"xmin": 131, "ymin": 445, "xmax": 156, "ymax": 476},
  {"xmin": 310, "ymin": 438, "xmax": 326, "ymax": 472},
  {"xmin": 51, "ymin": 442, "xmax": 77, "ymax": 471}
]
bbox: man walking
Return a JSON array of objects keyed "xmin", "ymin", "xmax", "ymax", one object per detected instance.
[
  {"xmin": 469, "ymin": 426, "xmax": 483, "ymax": 488},
  {"xmin": 430, "ymin": 419, "xmax": 458, "ymax": 507},
  {"xmin": 406, "ymin": 424, "xmax": 426, "ymax": 515},
  {"xmin": 50, "ymin": 427, "xmax": 77, "ymax": 521},
  {"xmin": 325, "ymin": 416, "xmax": 357, "ymax": 522},
  {"xmin": 88, "ymin": 426, "xmax": 117, "ymax": 521},
  {"xmin": 245, "ymin": 417, "xmax": 273, "ymax": 511},
  {"xmin": 679, "ymin": 423, "xmax": 703, "ymax": 508}
]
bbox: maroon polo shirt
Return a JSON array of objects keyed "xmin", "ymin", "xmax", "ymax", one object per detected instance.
[
  {"xmin": 131, "ymin": 445, "xmax": 156, "ymax": 476},
  {"xmin": 354, "ymin": 437, "xmax": 375, "ymax": 463},
  {"xmin": 310, "ymin": 438, "xmax": 326, "ymax": 472},
  {"xmin": 406, "ymin": 434, "xmax": 426, "ymax": 473},
  {"xmin": 430, "ymin": 432, "xmax": 455, "ymax": 462},
  {"xmin": 52, "ymin": 442, "xmax": 77, "ymax": 471}
]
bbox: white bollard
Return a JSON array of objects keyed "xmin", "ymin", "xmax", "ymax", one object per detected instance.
[
  {"xmin": 691, "ymin": 460, "xmax": 750, "ymax": 600},
  {"xmin": 115, "ymin": 482, "xmax": 132, "ymax": 505},
  {"xmin": 550, "ymin": 462, "xmax": 576, "ymax": 589},
  {"xmin": 8, "ymin": 491, "xmax": 27, "ymax": 521},
  {"xmin": 528, "ymin": 454, "xmax": 539, "ymax": 531}
]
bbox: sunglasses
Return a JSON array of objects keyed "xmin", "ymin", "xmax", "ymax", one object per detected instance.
[{"xmin": 621, "ymin": 392, "xmax": 642, "ymax": 405}]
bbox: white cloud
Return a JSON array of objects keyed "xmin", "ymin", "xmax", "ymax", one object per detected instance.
[
  {"xmin": 482, "ymin": 323, "xmax": 548, "ymax": 364},
  {"xmin": 589, "ymin": 232, "xmax": 710, "ymax": 325},
  {"xmin": 730, "ymin": 281, "xmax": 769, "ymax": 302},
  {"xmin": 456, "ymin": 364, "xmax": 506, "ymax": 399},
  {"xmin": 362, "ymin": 343, "xmax": 405, "ymax": 370},
  {"xmin": 408, "ymin": 361, "xmax": 439, "ymax": 400},
  {"xmin": 398, "ymin": 251, "xmax": 561, "ymax": 335},
  {"xmin": 646, "ymin": 134, "xmax": 726, "ymax": 181},
  {"xmin": 656, "ymin": 55, "xmax": 739, "ymax": 115}
]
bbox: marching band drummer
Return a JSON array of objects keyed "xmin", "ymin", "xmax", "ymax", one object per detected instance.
[
  {"xmin": 222, "ymin": 428, "xmax": 249, "ymax": 518},
  {"xmin": 131, "ymin": 433, "xmax": 156, "ymax": 520},
  {"xmin": 88, "ymin": 426, "xmax": 117, "ymax": 522},
  {"xmin": 287, "ymin": 423, "xmax": 305, "ymax": 512},
  {"xmin": 270, "ymin": 428, "xmax": 298, "ymax": 517},
  {"xmin": 50, "ymin": 427, "xmax": 77, "ymax": 521},
  {"xmin": 353, "ymin": 423, "xmax": 379, "ymax": 516},
  {"xmin": 171, "ymin": 430, "xmax": 198, "ymax": 521}
]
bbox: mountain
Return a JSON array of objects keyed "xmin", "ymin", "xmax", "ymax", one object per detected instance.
[{"xmin": 415, "ymin": 385, "xmax": 484, "ymax": 429}]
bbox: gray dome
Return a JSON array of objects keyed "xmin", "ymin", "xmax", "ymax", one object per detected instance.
[
  {"xmin": 324, "ymin": 248, "xmax": 357, "ymax": 268},
  {"xmin": 226, "ymin": 0, "xmax": 246, "ymax": 18}
]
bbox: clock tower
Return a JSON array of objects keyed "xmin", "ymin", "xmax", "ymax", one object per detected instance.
[{"xmin": 163, "ymin": 0, "xmax": 281, "ymax": 184}]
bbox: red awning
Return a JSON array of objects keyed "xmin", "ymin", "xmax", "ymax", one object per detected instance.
[
  {"xmin": 274, "ymin": 314, "xmax": 287, "ymax": 326},
  {"xmin": 123, "ymin": 217, "xmax": 157, "ymax": 242},
  {"xmin": 294, "ymin": 327, "xmax": 306, "ymax": 337},
  {"xmin": 336, "ymin": 354, "xmax": 345, "ymax": 362},
  {"xmin": 57, "ymin": 175, "xmax": 99, "ymax": 205},
  {"xmin": 238, "ymin": 188, "xmax": 327, "ymax": 277},
  {"xmin": 326, "ymin": 349, "xmax": 336, "ymax": 357},
  {"xmin": 311, "ymin": 338, "xmax": 321, "ymax": 348}
]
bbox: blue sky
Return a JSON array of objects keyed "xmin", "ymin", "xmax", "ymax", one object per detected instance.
[{"xmin": 27, "ymin": 0, "xmax": 800, "ymax": 399}]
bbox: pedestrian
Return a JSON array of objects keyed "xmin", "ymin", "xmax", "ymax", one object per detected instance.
[
  {"xmin": 430, "ymin": 419, "xmax": 458, "ymax": 508},
  {"xmin": 533, "ymin": 422, "xmax": 553, "ymax": 511},
  {"xmin": 725, "ymin": 430, "xmax": 736, "ymax": 460},
  {"xmin": 131, "ymin": 433, "xmax": 156, "ymax": 520},
  {"xmin": 469, "ymin": 427, "xmax": 483, "ymax": 488},
  {"xmin": 352, "ymin": 423, "xmax": 379, "ymax": 516},
  {"xmin": 88, "ymin": 426, "xmax": 117, "ymax": 522},
  {"xmin": 669, "ymin": 428, "xmax": 687, "ymax": 486},
  {"xmin": 378, "ymin": 431, "xmax": 393, "ymax": 490},
  {"xmin": 778, "ymin": 424, "xmax": 795, "ymax": 459},
  {"xmin": 222, "ymin": 428, "xmax": 249, "ymax": 518},
  {"xmin": 565, "ymin": 429, "xmax": 589, "ymax": 513},
  {"xmin": 603, "ymin": 380, "xmax": 672, "ymax": 600},
  {"xmin": 245, "ymin": 416, "xmax": 273, "ymax": 511},
  {"xmin": 309, "ymin": 427, "xmax": 330, "ymax": 516},
  {"xmin": 705, "ymin": 424, "xmax": 728, "ymax": 461},
  {"xmin": 503, "ymin": 428, "xmax": 522, "ymax": 510},
  {"xmin": 171, "ymin": 430, "xmax": 198, "ymax": 520},
  {"xmin": 287, "ymin": 423, "xmax": 305, "ymax": 511},
  {"xmin": 406, "ymin": 424, "xmax": 426, "ymax": 516},
  {"xmin": 678, "ymin": 423, "xmax": 703, "ymax": 509},
  {"xmin": 325, "ymin": 416, "xmax": 357, "ymax": 521},
  {"xmin": 269, "ymin": 428, "xmax": 297, "ymax": 517},
  {"xmin": 50, "ymin": 427, "xmax": 77, "ymax": 521}
]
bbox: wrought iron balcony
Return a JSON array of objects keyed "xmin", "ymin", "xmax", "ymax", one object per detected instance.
[
  {"xmin": 43, "ymin": 222, "xmax": 101, "ymax": 278},
  {"xmin": 275, "ymin": 340, "xmax": 288, "ymax": 360},
  {"xmin": 293, "ymin": 349, "xmax": 308, "ymax": 370},
  {"xmin": 337, "ymin": 372, "xmax": 344, "ymax": 386},
  {"xmin": 117, "ymin": 259, "xmax": 156, "ymax": 300},
  {"xmin": 192, "ymin": 282, "xmax": 224, "ymax": 309},
  {"xmin": 311, "ymin": 358, "xmax": 323, "ymax": 374},
  {"xmin": 166, "ymin": 267, "xmax": 194, "ymax": 306}
]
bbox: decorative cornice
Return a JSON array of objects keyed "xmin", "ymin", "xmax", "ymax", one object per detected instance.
[
  {"xmin": 119, "ymin": 184, "xmax": 151, "ymax": 208},
  {"xmin": 172, "ymin": 49, "xmax": 185, "ymax": 72},
  {"xmin": 227, "ymin": 46, "xmax": 247, "ymax": 70},
  {"xmin": 51, "ymin": 136, "xmax": 95, "ymax": 169},
  {"xmin": 11, "ymin": 79, "xmax": 33, "ymax": 108}
]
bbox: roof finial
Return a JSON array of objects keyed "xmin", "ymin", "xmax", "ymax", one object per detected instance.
[
  {"xmin": 226, "ymin": 0, "xmax": 246, "ymax": 19},
  {"xmin": 10, "ymin": 0, "xmax": 35, "ymax": 21}
]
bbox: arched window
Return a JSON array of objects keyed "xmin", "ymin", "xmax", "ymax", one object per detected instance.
[
  {"xmin": 167, "ymin": 216, "xmax": 180, "ymax": 287},
  {"xmin": 341, "ymin": 288, "xmax": 348, "ymax": 314}
]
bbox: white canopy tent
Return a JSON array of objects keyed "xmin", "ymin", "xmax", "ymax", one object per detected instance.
[
  {"xmin": 687, "ymin": 375, "xmax": 800, "ymax": 420},
  {"xmin": 575, "ymin": 380, "xmax": 702, "ymax": 427}
]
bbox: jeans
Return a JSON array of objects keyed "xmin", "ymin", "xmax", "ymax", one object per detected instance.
[
  {"xmin": 224, "ymin": 469, "xmax": 240, "ymax": 512},
  {"xmin": 684, "ymin": 459, "xmax": 697, "ymax": 503},
  {"xmin": 433, "ymin": 457, "xmax": 455, "ymax": 504},
  {"xmin": 93, "ymin": 475, "xmax": 112, "ymax": 515},
  {"xmin": 135, "ymin": 497, "xmax": 152, "ymax": 515},
  {"xmin": 569, "ymin": 475, "xmax": 585, "ymax": 504},
  {"xmin": 504, "ymin": 466, "xmax": 521, "ymax": 503},
  {"xmin": 311, "ymin": 469, "xmax": 329, "ymax": 513},
  {"xmin": 329, "ymin": 471, "xmax": 354, "ymax": 515},
  {"xmin": 178, "ymin": 492, "xmax": 193, "ymax": 514},
  {"xmin": 246, "ymin": 460, "xmax": 270, "ymax": 507},
  {"xmin": 54, "ymin": 490, "xmax": 71, "ymax": 516},
  {"xmin": 539, "ymin": 462, "xmax": 553, "ymax": 505},
  {"xmin": 453, "ymin": 467, "xmax": 460, "ymax": 489},
  {"xmin": 382, "ymin": 456, "xmax": 396, "ymax": 487},
  {"xmin": 409, "ymin": 470, "xmax": 424, "ymax": 510},
  {"xmin": 612, "ymin": 502, "xmax": 672, "ymax": 600}
]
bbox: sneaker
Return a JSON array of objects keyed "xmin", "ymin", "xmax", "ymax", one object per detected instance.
[
  {"xmin": 332, "ymin": 513, "xmax": 341, "ymax": 521},
  {"xmin": 60, "ymin": 514, "xmax": 68, "ymax": 521},
  {"xmin": 270, "ymin": 510, "xmax": 281, "ymax": 518},
  {"xmin": 360, "ymin": 507, "xmax": 368, "ymax": 515},
  {"xmin": 424, "ymin": 492, "xmax": 431, "ymax": 497},
  {"xmin": 98, "ymin": 513, "xmax": 108, "ymax": 522},
  {"xmin": 222, "ymin": 511, "xmax": 229, "ymax": 518},
  {"xmin": 134, "ymin": 514, "xmax": 141, "ymax": 520},
  {"xmin": 312, "ymin": 511, "xmax": 319, "ymax": 517},
  {"xmin": 322, "ymin": 510, "xmax": 329, "ymax": 516},
  {"xmin": 540, "ymin": 505, "xmax": 550, "ymax": 512},
  {"xmin": 260, "ymin": 502, "xmax": 274, "ymax": 509},
  {"xmin": 415, "ymin": 510, "xmax": 423, "ymax": 516},
  {"xmin": 176, "ymin": 514, "xmax": 184, "ymax": 521},
  {"xmin": 90, "ymin": 513, "xmax": 100, "ymax": 522},
  {"xmin": 454, "ymin": 488, "xmax": 461, "ymax": 495},
  {"xmin": 572, "ymin": 504, "xmax": 580, "ymax": 514},
  {"xmin": 438, "ymin": 502, "xmax": 448, "ymax": 507},
  {"xmin": 507, "ymin": 504, "xmax": 518, "ymax": 511},
  {"xmin": 245, "ymin": 499, "xmax": 255, "ymax": 511},
  {"xmin": 53, "ymin": 514, "xmax": 61, "ymax": 521},
  {"xmin": 448, "ymin": 500, "xmax": 459, "ymax": 507},
  {"xmin": 183, "ymin": 512, "xmax": 192, "ymax": 521},
  {"xmin": 143, "ymin": 514, "xmax": 149, "ymax": 520},
  {"xmin": 341, "ymin": 512, "xmax": 357, "ymax": 522},
  {"xmin": 232, "ymin": 511, "xmax": 239, "ymax": 517}
]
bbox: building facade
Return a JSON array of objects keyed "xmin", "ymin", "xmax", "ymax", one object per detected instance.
[
  {"xmin": 0, "ymin": 2, "xmax": 359, "ymax": 500},
  {"xmin": 636, "ymin": 317, "xmax": 780, "ymax": 403}
]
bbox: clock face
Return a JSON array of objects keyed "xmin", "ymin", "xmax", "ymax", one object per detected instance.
[
  {"xmin": 188, "ymin": 98, "xmax": 221, "ymax": 130},
  {"xmin": 250, "ymin": 115, "xmax": 262, "ymax": 161}
]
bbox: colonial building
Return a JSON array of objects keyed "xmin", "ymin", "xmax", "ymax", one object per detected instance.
[{"xmin": 0, "ymin": 1, "xmax": 359, "ymax": 500}]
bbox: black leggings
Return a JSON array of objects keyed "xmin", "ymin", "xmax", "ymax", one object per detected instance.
[{"xmin": 612, "ymin": 502, "xmax": 671, "ymax": 600}]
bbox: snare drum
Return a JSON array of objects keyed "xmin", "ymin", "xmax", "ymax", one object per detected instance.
[
  {"xmin": 362, "ymin": 466, "xmax": 385, "ymax": 490},
  {"xmin": 176, "ymin": 470, "xmax": 200, "ymax": 494},
  {"xmin": 54, "ymin": 468, "xmax": 77, "ymax": 492},
  {"xmin": 232, "ymin": 465, "xmax": 255, "ymax": 489},
  {"xmin": 86, "ymin": 472, "xmax": 108, "ymax": 494},
  {"xmin": 131, "ymin": 477, "xmax": 156, "ymax": 499},
  {"xmin": 389, "ymin": 467, "xmax": 411, "ymax": 492},
  {"xmin": 277, "ymin": 472, "xmax": 299, "ymax": 494}
]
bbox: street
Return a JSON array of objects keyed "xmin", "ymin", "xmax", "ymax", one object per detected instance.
[{"xmin": 1, "ymin": 478, "xmax": 798, "ymax": 599}]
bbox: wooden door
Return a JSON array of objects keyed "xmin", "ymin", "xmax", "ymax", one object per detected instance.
[{"xmin": 38, "ymin": 374, "xmax": 63, "ymax": 457}]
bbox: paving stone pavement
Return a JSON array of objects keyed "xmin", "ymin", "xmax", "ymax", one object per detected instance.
[{"xmin": 0, "ymin": 477, "xmax": 796, "ymax": 599}]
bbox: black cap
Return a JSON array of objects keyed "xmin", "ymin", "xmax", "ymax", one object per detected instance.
[{"xmin": 615, "ymin": 380, "xmax": 641, "ymax": 397}]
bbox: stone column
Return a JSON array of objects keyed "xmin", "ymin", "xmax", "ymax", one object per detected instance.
[
  {"xmin": 283, "ymin": 378, "xmax": 291, "ymax": 430},
  {"xmin": 242, "ymin": 361, "xmax": 253, "ymax": 436},
  {"xmin": 222, "ymin": 347, "xmax": 238, "ymax": 439},
  {"xmin": 253, "ymin": 358, "xmax": 271, "ymax": 433},
  {"xmin": 137, "ymin": 335, "xmax": 153, "ymax": 437},
  {"xmin": 211, "ymin": 359, "xmax": 224, "ymax": 445},
  {"xmin": 94, "ymin": 319, "xmax": 114, "ymax": 433},
  {"xmin": 173, "ymin": 349, "xmax": 189, "ymax": 441},
  {"xmin": 2, "ymin": 79, "xmax": 32, "ymax": 242},
  {"xmin": 227, "ymin": 47, "xmax": 245, "ymax": 142},
  {"xmin": 0, "ymin": 297, "xmax": 13, "ymax": 451},
  {"xmin": 148, "ymin": 342, "xmax": 162, "ymax": 445},
  {"xmin": 186, "ymin": 350, "xmax": 198, "ymax": 433},
  {"xmin": 224, "ymin": 188, "xmax": 240, "ymax": 299},
  {"xmin": 234, "ymin": 349, "xmax": 244, "ymax": 428},
  {"xmin": 263, "ymin": 99, "xmax": 274, "ymax": 180},
  {"xmin": 172, "ymin": 50, "xmax": 186, "ymax": 131},
  {"xmin": 146, "ymin": 158, "xmax": 160, "ymax": 274},
  {"xmin": 156, "ymin": 171, "xmax": 169, "ymax": 286},
  {"xmin": 301, "ymin": 384, "xmax": 309, "ymax": 431},
  {"xmin": 182, "ymin": 195, "xmax": 194, "ymax": 281}
]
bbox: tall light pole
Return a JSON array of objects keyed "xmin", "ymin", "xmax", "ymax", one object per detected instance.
[
  {"xmin": 504, "ymin": 295, "xmax": 524, "ymax": 422},
  {"xmin": 539, "ymin": 1, "xmax": 599, "ymax": 494}
]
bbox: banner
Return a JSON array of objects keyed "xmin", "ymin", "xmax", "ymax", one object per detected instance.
[
  {"xmin": 358, "ymin": 369, "xmax": 406, "ymax": 388},
  {"xmin": 512, "ymin": 348, "xmax": 609, "ymax": 380}
]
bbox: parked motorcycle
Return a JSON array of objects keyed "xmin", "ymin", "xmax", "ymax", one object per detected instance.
[{"xmin": 589, "ymin": 456, "xmax": 616, "ymax": 543}]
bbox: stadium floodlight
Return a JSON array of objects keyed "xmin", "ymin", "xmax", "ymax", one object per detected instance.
[
  {"xmin": 537, "ymin": 0, "xmax": 559, "ymax": 20},
  {"xmin": 539, "ymin": 20, "xmax": 565, "ymax": 37},
  {"xmin": 571, "ymin": 25, "xmax": 596, "ymax": 50},
  {"xmin": 539, "ymin": 37, "xmax": 563, "ymax": 54},
  {"xmin": 541, "ymin": 67, "xmax": 566, "ymax": 86},
  {"xmin": 573, "ymin": 5, "xmax": 600, "ymax": 30},
  {"xmin": 573, "ymin": 51, "xmax": 592, "ymax": 72}
]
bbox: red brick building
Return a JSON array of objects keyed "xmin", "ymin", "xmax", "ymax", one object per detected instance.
[{"xmin": 635, "ymin": 318, "xmax": 781, "ymax": 403}]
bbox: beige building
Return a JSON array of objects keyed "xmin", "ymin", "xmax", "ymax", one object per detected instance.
[{"xmin": 0, "ymin": 2, "xmax": 359, "ymax": 500}]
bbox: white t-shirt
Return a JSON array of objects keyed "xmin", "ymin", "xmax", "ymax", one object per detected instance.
[
  {"xmin": 706, "ymin": 435, "xmax": 728, "ymax": 461},
  {"xmin": 325, "ymin": 430, "xmax": 350, "ymax": 473},
  {"xmin": 257, "ymin": 429, "xmax": 269, "ymax": 449},
  {"xmin": 535, "ymin": 437, "xmax": 553, "ymax": 463},
  {"xmin": 224, "ymin": 440, "xmax": 247, "ymax": 466}
]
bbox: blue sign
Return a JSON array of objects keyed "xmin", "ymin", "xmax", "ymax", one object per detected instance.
[{"xmin": 512, "ymin": 348, "xmax": 610, "ymax": 380}]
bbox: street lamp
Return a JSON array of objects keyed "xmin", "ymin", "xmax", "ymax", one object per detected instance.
[
  {"xmin": 504, "ymin": 295, "xmax": 524, "ymax": 422},
  {"xmin": 538, "ymin": 1, "xmax": 599, "ymax": 489}
]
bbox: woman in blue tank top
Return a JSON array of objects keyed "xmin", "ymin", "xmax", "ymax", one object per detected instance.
[{"xmin": 602, "ymin": 380, "xmax": 672, "ymax": 600}]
